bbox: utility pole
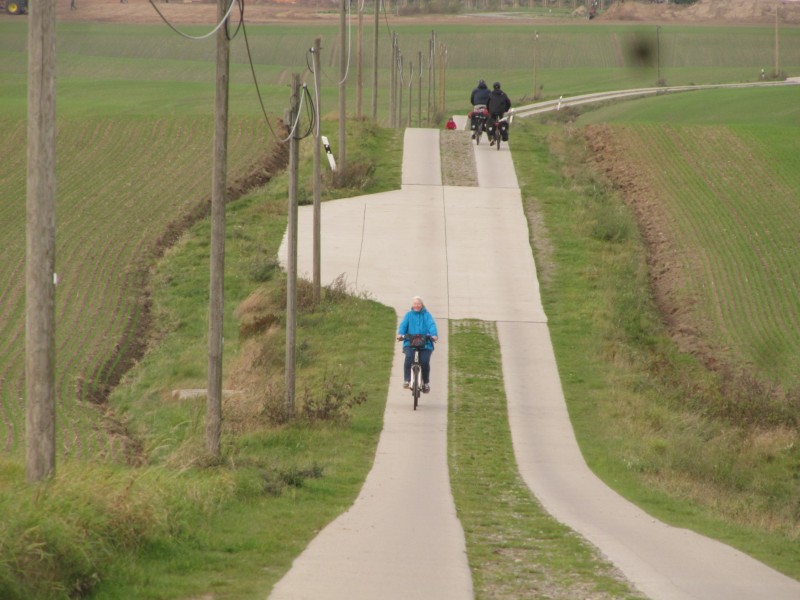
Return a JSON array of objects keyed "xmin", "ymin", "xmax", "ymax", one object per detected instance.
[
  {"xmin": 339, "ymin": 0, "xmax": 347, "ymax": 169},
  {"xmin": 417, "ymin": 51, "xmax": 422, "ymax": 127},
  {"xmin": 439, "ymin": 44, "xmax": 447, "ymax": 112},
  {"xmin": 312, "ymin": 38, "xmax": 322, "ymax": 303},
  {"xmin": 427, "ymin": 38, "xmax": 432, "ymax": 125},
  {"xmin": 398, "ymin": 53, "xmax": 403, "ymax": 128},
  {"xmin": 26, "ymin": 0, "xmax": 57, "ymax": 483},
  {"xmin": 656, "ymin": 26, "xmax": 661, "ymax": 85},
  {"xmin": 431, "ymin": 31, "xmax": 436, "ymax": 119},
  {"xmin": 372, "ymin": 0, "xmax": 379, "ymax": 120},
  {"xmin": 357, "ymin": 0, "xmax": 363, "ymax": 118},
  {"xmin": 285, "ymin": 75, "xmax": 301, "ymax": 417},
  {"xmin": 407, "ymin": 62, "xmax": 413, "ymax": 128},
  {"xmin": 390, "ymin": 33, "xmax": 397, "ymax": 128},
  {"xmin": 532, "ymin": 31, "xmax": 539, "ymax": 100},
  {"xmin": 774, "ymin": 2, "xmax": 780, "ymax": 78},
  {"xmin": 206, "ymin": 0, "xmax": 230, "ymax": 459}
]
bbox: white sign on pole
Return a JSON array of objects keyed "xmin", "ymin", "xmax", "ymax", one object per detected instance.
[{"xmin": 321, "ymin": 135, "xmax": 337, "ymax": 171}]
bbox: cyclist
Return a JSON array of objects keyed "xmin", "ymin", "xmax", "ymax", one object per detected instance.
[
  {"xmin": 396, "ymin": 296, "xmax": 439, "ymax": 393},
  {"xmin": 486, "ymin": 82, "xmax": 511, "ymax": 145},
  {"xmin": 469, "ymin": 79, "xmax": 491, "ymax": 139},
  {"xmin": 470, "ymin": 79, "xmax": 491, "ymax": 109}
]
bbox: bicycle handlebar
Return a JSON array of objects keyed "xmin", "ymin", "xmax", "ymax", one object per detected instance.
[{"xmin": 397, "ymin": 334, "xmax": 436, "ymax": 343}]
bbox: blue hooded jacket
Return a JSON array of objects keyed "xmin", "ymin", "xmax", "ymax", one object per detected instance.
[{"xmin": 398, "ymin": 308, "xmax": 438, "ymax": 351}]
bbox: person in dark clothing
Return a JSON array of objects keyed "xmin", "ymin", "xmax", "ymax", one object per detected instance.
[
  {"xmin": 470, "ymin": 79, "xmax": 491, "ymax": 109},
  {"xmin": 486, "ymin": 82, "xmax": 512, "ymax": 146},
  {"xmin": 486, "ymin": 82, "xmax": 511, "ymax": 118}
]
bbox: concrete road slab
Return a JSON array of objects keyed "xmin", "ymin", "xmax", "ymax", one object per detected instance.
[
  {"xmin": 272, "ymin": 126, "xmax": 800, "ymax": 600},
  {"xmin": 268, "ymin": 325, "xmax": 472, "ymax": 600},
  {"xmin": 498, "ymin": 321, "xmax": 800, "ymax": 600}
]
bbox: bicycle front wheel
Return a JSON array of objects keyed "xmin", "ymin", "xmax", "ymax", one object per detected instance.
[{"xmin": 411, "ymin": 365, "xmax": 421, "ymax": 410}]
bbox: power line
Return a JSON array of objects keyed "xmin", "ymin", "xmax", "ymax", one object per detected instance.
[{"xmin": 147, "ymin": 0, "xmax": 237, "ymax": 41}]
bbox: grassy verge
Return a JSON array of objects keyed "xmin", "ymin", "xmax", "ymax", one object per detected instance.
[
  {"xmin": 448, "ymin": 319, "xmax": 646, "ymax": 599},
  {"xmin": 0, "ymin": 120, "xmax": 400, "ymax": 599},
  {"xmin": 509, "ymin": 115, "xmax": 800, "ymax": 579}
]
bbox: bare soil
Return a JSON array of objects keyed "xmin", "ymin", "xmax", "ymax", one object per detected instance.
[
  {"xmin": 601, "ymin": 0, "xmax": 800, "ymax": 25},
  {"xmin": 55, "ymin": 0, "xmax": 800, "ymax": 27}
]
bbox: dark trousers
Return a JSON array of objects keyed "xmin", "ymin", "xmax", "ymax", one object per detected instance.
[{"xmin": 403, "ymin": 347, "xmax": 432, "ymax": 384}]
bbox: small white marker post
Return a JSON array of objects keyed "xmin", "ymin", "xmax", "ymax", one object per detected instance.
[{"xmin": 321, "ymin": 135, "xmax": 337, "ymax": 171}]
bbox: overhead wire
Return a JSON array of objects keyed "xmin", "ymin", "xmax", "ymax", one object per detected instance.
[
  {"xmin": 149, "ymin": 0, "xmax": 318, "ymax": 146},
  {"xmin": 337, "ymin": 0, "xmax": 354, "ymax": 85},
  {"xmin": 147, "ymin": 0, "xmax": 237, "ymax": 41}
]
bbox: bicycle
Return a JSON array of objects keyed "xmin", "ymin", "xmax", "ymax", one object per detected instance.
[
  {"xmin": 473, "ymin": 113, "xmax": 488, "ymax": 145},
  {"xmin": 487, "ymin": 114, "xmax": 509, "ymax": 150},
  {"xmin": 470, "ymin": 107, "xmax": 489, "ymax": 145},
  {"xmin": 399, "ymin": 334, "xmax": 433, "ymax": 410}
]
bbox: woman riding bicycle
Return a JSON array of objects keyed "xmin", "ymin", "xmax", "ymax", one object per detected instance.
[{"xmin": 396, "ymin": 296, "xmax": 439, "ymax": 393}]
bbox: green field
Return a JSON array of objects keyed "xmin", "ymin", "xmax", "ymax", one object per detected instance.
[
  {"xmin": 1, "ymin": 14, "xmax": 799, "ymax": 598},
  {"xmin": 510, "ymin": 85, "xmax": 800, "ymax": 575},
  {"xmin": 580, "ymin": 86, "xmax": 800, "ymax": 389}
]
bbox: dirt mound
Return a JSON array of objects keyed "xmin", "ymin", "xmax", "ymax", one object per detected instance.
[
  {"xmin": 56, "ymin": 0, "xmax": 339, "ymax": 25},
  {"xmin": 602, "ymin": 0, "xmax": 800, "ymax": 25}
]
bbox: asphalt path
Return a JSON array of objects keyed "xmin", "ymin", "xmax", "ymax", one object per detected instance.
[{"xmin": 271, "ymin": 125, "xmax": 800, "ymax": 599}]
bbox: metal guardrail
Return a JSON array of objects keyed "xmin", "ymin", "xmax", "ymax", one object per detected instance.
[{"xmin": 512, "ymin": 78, "xmax": 800, "ymax": 119}]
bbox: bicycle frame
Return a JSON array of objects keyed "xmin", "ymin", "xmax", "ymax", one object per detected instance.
[
  {"xmin": 410, "ymin": 350, "xmax": 423, "ymax": 410},
  {"xmin": 400, "ymin": 334, "xmax": 432, "ymax": 410}
]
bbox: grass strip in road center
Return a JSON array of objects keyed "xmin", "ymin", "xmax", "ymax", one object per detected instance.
[{"xmin": 447, "ymin": 319, "xmax": 645, "ymax": 600}]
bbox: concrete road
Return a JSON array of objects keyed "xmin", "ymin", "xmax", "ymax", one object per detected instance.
[{"xmin": 272, "ymin": 127, "xmax": 800, "ymax": 599}]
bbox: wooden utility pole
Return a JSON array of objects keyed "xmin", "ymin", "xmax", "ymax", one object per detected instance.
[
  {"xmin": 389, "ymin": 34, "xmax": 397, "ymax": 128},
  {"xmin": 312, "ymin": 38, "xmax": 322, "ymax": 303},
  {"xmin": 285, "ymin": 75, "xmax": 301, "ymax": 416},
  {"xmin": 372, "ymin": 0, "xmax": 379, "ymax": 120},
  {"xmin": 26, "ymin": 0, "xmax": 57, "ymax": 483},
  {"xmin": 417, "ymin": 51, "xmax": 422, "ymax": 126},
  {"xmin": 427, "ymin": 35, "xmax": 433, "ymax": 124},
  {"xmin": 439, "ymin": 44, "xmax": 447, "ymax": 113},
  {"xmin": 774, "ymin": 3, "xmax": 780, "ymax": 78},
  {"xmin": 206, "ymin": 0, "xmax": 230, "ymax": 459},
  {"xmin": 398, "ymin": 53, "xmax": 403, "ymax": 128},
  {"xmin": 431, "ymin": 32, "xmax": 436, "ymax": 119},
  {"xmin": 532, "ymin": 31, "xmax": 539, "ymax": 99},
  {"xmin": 357, "ymin": 0, "xmax": 363, "ymax": 118},
  {"xmin": 339, "ymin": 0, "xmax": 347, "ymax": 169},
  {"xmin": 407, "ymin": 62, "xmax": 413, "ymax": 128}
]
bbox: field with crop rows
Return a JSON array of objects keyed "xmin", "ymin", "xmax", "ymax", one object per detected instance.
[
  {"xmin": 584, "ymin": 89, "xmax": 800, "ymax": 390},
  {"xmin": 0, "ymin": 115, "xmax": 272, "ymax": 460}
]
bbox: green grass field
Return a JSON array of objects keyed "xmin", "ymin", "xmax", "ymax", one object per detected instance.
[
  {"xmin": 1, "ymin": 14, "xmax": 799, "ymax": 598},
  {"xmin": 511, "ymin": 85, "xmax": 800, "ymax": 578}
]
